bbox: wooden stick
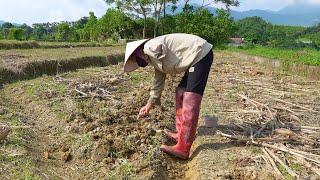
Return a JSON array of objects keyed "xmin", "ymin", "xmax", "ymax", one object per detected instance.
[
  {"xmin": 238, "ymin": 93, "xmax": 276, "ymax": 122},
  {"xmin": 75, "ymin": 89, "xmax": 88, "ymax": 96},
  {"xmin": 301, "ymin": 129, "xmax": 318, "ymax": 134},
  {"xmin": 296, "ymin": 135, "xmax": 320, "ymax": 145},
  {"xmin": 264, "ymin": 147, "xmax": 299, "ymax": 178},
  {"xmin": 268, "ymin": 96, "xmax": 317, "ymax": 112},
  {"xmin": 262, "ymin": 148, "xmax": 283, "ymax": 177},
  {"xmin": 10, "ymin": 126, "xmax": 33, "ymax": 129},
  {"xmin": 300, "ymin": 126, "xmax": 320, "ymax": 130},
  {"xmin": 254, "ymin": 142, "xmax": 320, "ymax": 165},
  {"xmin": 287, "ymin": 147, "xmax": 320, "ymax": 159},
  {"xmin": 274, "ymin": 106, "xmax": 300, "ymax": 116},
  {"xmin": 219, "ymin": 132, "xmax": 320, "ymax": 165}
]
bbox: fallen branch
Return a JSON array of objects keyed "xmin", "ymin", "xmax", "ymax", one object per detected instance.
[
  {"xmin": 262, "ymin": 148, "xmax": 283, "ymax": 177},
  {"xmin": 10, "ymin": 126, "xmax": 33, "ymax": 129},
  {"xmin": 274, "ymin": 106, "xmax": 300, "ymax": 116},
  {"xmin": 75, "ymin": 89, "xmax": 88, "ymax": 96},
  {"xmin": 267, "ymin": 96, "xmax": 317, "ymax": 113},
  {"xmin": 264, "ymin": 147, "xmax": 299, "ymax": 178},
  {"xmin": 219, "ymin": 132, "xmax": 320, "ymax": 165},
  {"xmin": 300, "ymin": 126, "xmax": 320, "ymax": 130}
]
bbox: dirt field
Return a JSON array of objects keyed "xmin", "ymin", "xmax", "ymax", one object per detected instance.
[{"xmin": 0, "ymin": 50, "xmax": 319, "ymax": 179}]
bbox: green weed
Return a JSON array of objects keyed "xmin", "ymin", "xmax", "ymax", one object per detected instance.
[
  {"xmin": 279, "ymin": 165, "xmax": 294, "ymax": 180},
  {"xmin": 117, "ymin": 159, "xmax": 136, "ymax": 180},
  {"xmin": 129, "ymin": 72, "xmax": 142, "ymax": 83}
]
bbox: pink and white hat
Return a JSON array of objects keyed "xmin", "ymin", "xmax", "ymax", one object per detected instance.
[{"xmin": 124, "ymin": 39, "xmax": 149, "ymax": 72}]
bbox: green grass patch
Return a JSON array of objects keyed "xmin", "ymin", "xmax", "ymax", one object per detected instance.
[
  {"xmin": 0, "ymin": 94, "xmax": 40, "ymax": 179},
  {"xmin": 228, "ymin": 46, "xmax": 320, "ymax": 66},
  {"xmin": 279, "ymin": 165, "xmax": 294, "ymax": 180},
  {"xmin": 0, "ymin": 155, "xmax": 41, "ymax": 179},
  {"xmin": 128, "ymin": 72, "xmax": 142, "ymax": 83}
]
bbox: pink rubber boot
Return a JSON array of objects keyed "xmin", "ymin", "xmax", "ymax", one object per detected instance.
[
  {"xmin": 164, "ymin": 87, "xmax": 186, "ymax": 141},
  {"xmin": 161, "ymin": 92, "xmax": 202, "ymax": 160}
]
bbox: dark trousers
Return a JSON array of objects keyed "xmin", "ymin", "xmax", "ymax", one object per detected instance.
[{"xmin": 178, "ymin": 50, "xmax": 214, "ymax": 95}]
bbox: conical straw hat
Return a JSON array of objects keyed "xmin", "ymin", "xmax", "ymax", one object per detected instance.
[{"xmin": 124, "ymin": 39, "xmax": 149, "ymax": 72}]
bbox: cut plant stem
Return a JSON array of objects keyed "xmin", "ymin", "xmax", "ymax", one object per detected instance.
[
  {"xmin": 264, "ymin": 147, "xmax": 299, "ymax": 178},
  {"xmin": 262, "ymin": 148, "xmax": 283, "ymax": 177}
]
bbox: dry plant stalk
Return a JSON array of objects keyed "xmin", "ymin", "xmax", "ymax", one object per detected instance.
[
  {"xmin": 264, "ymin": 147, "xmax": 299, "ymax": 178},
  {"xmin": 219, "ymin": 132, "xmax": 320, "ymax": 166},
  {"xmin": 262, "ymin": 148, "xmax": 283, "ymax": 177}
]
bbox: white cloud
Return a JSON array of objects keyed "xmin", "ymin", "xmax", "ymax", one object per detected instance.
[
  {"xmin": 308, "ymin": 0, "xmax": 320, "ymax": 4},
  {"xmin": 0, "ymin": 0, "xmax": 108, "ymax": 25},
  {"xmin": 1, "ymin": 0, "xmax": 319, "ymax": 24},
  {"xmin": 229, "ymin": 0, "xmax": 294, "ymax": 11}
]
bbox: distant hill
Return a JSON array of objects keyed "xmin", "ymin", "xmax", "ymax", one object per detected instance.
[
  {"xmin": 230, "ymin": 9, "xmax": 320, "ymax": 27},
  {"xmin": 0, "ymin": 20, "xmax": 22, "ymax": 27},
  {"xmin": 278, "ymin": 3, "xmax": 320, "ymax": 15},
  {"xmin": 168, "ymin": 3, "xmax": 320, "ymax": 27}
]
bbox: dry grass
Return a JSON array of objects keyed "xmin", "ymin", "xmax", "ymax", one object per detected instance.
[
  {"xmin": 0, "ymin": 47, "xmax": 125, "ymax": 85},
  {"xmin": 0, "ymin": 40, "xmax": 121, "ymax": 50},
  {"xmin": 0, "ymin": 46, "xmax": 125, "ymax": 65}
]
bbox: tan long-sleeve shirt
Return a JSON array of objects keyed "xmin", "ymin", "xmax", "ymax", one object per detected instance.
[{"xmin": 143, "ymin": 33, "xmax": 213, "ymax": 105}]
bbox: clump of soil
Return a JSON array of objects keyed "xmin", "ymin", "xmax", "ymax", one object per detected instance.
[{"xmin": 0, "ymin": 54, "xmax": 28, "ymax": 59}]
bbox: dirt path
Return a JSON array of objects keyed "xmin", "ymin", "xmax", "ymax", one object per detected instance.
[
  {"xmin": 1, "ymin": 51, "xmax": 319, "ymax": 179},
  {"xmin": 186, "ymin": 52, "xmax": 320, "ymax": 179}
]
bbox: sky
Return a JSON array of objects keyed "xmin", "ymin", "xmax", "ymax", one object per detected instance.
[{"xmin": 1, "ymin": 0, "xmax": 320, "ymax": 25}]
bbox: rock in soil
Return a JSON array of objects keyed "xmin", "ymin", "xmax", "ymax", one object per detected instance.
[{"xmin": 0, "ymin": 125, "xmax": 11, "ymax": 140}]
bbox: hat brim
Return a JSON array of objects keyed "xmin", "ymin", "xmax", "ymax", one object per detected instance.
[{"xmin": 124, "ymin": 39, "xmax": 149, "ymax": 72}]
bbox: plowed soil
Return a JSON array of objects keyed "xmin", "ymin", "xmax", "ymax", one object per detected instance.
[{"xmin": 1, "ymin": 51, "xmax": 319, "ymax": 179}]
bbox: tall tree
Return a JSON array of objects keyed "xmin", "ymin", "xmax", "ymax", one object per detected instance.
[
  {"xmin": 175, "ymin": 7, "xmax": 237, "ymax": 47},
  {"xmin": 20, "ymin": 24, "xmax": 32, "ymax": 40},
  {"xmin": 83, "ymin": 12, "xmax": 98, "ymax": 41},
  {"xmin": 105, "ymin": 0, "xmax": 152, "ymax": 39},
  {"xmin": 150, "ymin": 0, "xmax": 177, "ymax": 37},
  {"xmin": 95, "ymin": 9, "xmax": 129, "ymax": 41},
  {"xmin": 235, "ymin": 16, "xmax": 270, "ymax": 45},
  {"xmin": 9, "ymin": 28, "xmax": 24, "ymax": 40},
  {"xmin": 1, "ymin": 22, "xmax": 14, "ymax": 29},
  {"xmin": 56, "ymin": 22, "xmax": 70, "ymax": 41},
  {"xmin": 32, "ymin": 23, "xmax": 47, "ymax": 40},
  {"xmin": 198, "ymin": 0, "xmax": 239, "ymax": 7}
]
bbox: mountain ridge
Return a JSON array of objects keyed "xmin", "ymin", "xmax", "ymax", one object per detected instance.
[
  {"xmin": 169, "ymin": 3, "xmax": 320, "ymax": 27},
  {"xmin": 0, "ymin": 20, "xmax": 21, "ymax": 27}
]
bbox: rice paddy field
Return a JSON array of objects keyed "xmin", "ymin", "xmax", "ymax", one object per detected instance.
[{"xmin": 0, "ymin": 44, "xmax": 319, "ymax": 179}]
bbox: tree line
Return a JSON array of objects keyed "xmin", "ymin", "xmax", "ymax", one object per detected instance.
[
  {"xmin": 233, "ymin": 16, "xmax": 320, "ymax": 49},
  {"xmin": 0, "ymin": 0, "xmax": 239, "ymax": 48}
]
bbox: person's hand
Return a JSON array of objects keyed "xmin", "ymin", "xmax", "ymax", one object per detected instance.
[{"xmin": 137, "ymin": 102, "xmax": 152, "ymax": 120}]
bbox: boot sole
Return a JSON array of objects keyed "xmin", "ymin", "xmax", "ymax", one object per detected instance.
[{"xmin": 160, "ymin": 146, "xmax": 189, "ymax": 160}]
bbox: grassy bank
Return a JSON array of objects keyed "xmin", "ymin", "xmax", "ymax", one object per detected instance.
[
  {"xmin": 228, "ymin": 46, "xmax": 320, "ymax": 66},
  {"xmin": 0, "ymin": 40, "xmax": 120, "ymax": 50}
]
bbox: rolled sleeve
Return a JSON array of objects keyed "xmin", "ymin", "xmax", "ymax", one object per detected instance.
[{"xmin": 148, "ymin": 68, "xmax": 166, "ymax": 106}]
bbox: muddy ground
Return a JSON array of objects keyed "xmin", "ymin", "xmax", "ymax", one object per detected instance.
[{"xmin": 0, "ymin": 51, "xmax": 319, "ymax": 179}]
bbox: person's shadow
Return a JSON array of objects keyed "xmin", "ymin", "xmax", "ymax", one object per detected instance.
[{"xmin": 190, "ymin": 124, "xmax": 246, "ymax": 159}]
